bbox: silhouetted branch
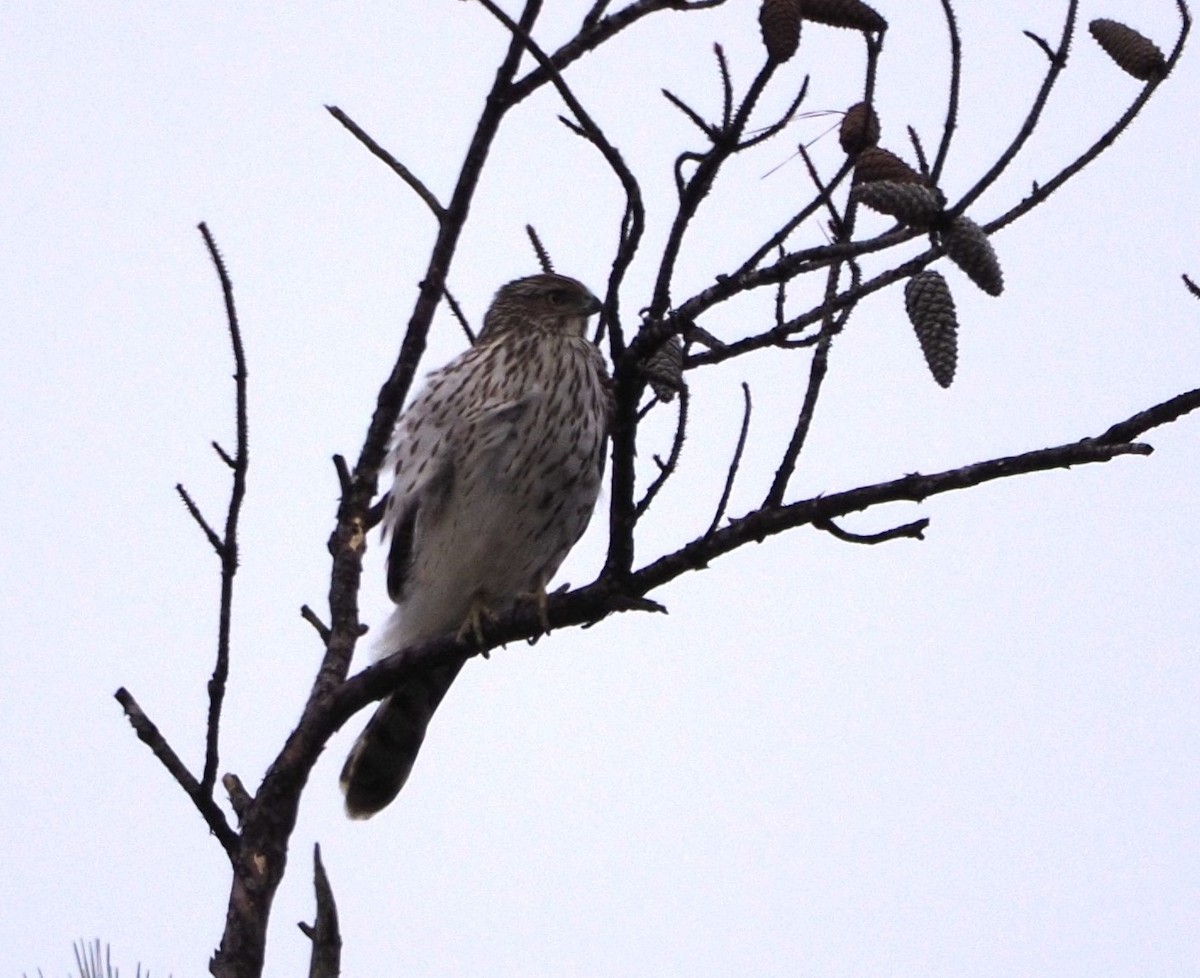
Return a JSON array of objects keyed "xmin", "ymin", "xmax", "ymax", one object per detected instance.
[
  {"xmin": 301, "ymin": 605, "xmax": 332, "ymax": 643},
  {"xmin": 930, "ymin": 0, "xmax": 961, "ymax": 182},
  {"xmin": 988, "ymin": 7, "xmax": 1192, "ymax": 235},
  {"xmin": 223, "ymin": 773, "xmax": 253, "ymax": 825},
  {"xmin": 443, "ymin": 286, "xmax": 475, "ymax": 343},
  {"xmin": 299, "ymin": 844, "xmax": 341, "ymax": 978},
  {"xmin": 956, "ymin": 1, "xmax": 1078, "ymax": 214},
  {"xmin": 195, "ymin": 222, "xmax": 249, "ymax": 798},
  {"xmin": 115, "ymin": 687, "xmax": 238, "ymax": 858},
  {"xmin": 526, "ymin": 224, "xmax": 555, "ymax": 273},
  {"xmin": 176, "ymin": 483, "xmax": 223, "ymax": 555},
  {"xmin": 706, "ymin": 382, "xmax": 752, "ymax": 536},
  {"xmin": 635, "ymin": 385, "xmax": 690, "ymax": 518},
  {"xmin": 325, "ymin": 105, "xmax": 446, "ymax": 222},
  {"xmin": 815, "ymin": 516, "xmax": 930, "ymax": 544}
]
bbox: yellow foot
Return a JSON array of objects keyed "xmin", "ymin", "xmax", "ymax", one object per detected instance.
[
  {"xmin": 516, "ymin": 585, "xmax": 551, "ymax": 634},
  {"xmin": 456, "ymin": 599, "xmax": 497, "ymax": 648}
]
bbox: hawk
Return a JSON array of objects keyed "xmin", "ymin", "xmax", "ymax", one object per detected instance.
[{"xmin": 340, "ymin": 273, "xmax": 611, "ymax": 818}]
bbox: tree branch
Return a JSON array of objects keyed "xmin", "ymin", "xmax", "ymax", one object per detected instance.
[
  {"xmin": 299, "ymin": 844, "xmax": 341, "ymax": 978},
  {"xmin": 325, "ymin": 105, "xmax": 446, "ymax": 221},
  {"xmin": 197, "ymin": 221, "xmax": 249, "ymax": 798},
  {"xmin": 115, "ymin": 688, "xmax": 238, "ymax": 858}
]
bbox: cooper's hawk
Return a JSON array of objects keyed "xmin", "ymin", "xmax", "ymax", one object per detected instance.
[{"xmin": 340, "ymin": 273, "xmax": 611, "ymax": 818}]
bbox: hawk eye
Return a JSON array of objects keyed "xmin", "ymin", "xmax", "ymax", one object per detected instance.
[{"xmin": 546, "ymin": 289, "xmax": 571, "ymax": 306}]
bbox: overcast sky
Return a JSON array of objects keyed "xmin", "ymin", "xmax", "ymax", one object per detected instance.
[{"xmin": 4, "ymin": 2, "xmax": 1199, "ymax": 976}]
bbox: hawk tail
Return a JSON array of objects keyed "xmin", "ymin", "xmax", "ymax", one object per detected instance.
[{"xmin": 340, "ymin": 660, "xmax": 465, "ymax": 818}]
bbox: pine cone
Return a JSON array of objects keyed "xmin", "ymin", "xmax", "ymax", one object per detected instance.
[
  {"xmin": 940, "ymin": 217, "xmax": 1004, "ymax": 297},
  {"xmin": 1089, "ymin": 19, "xmax": 1167, "ymax": 81},
  {"xmin": 904, "ymin": 272, "xmax": 958, "ymax": 388},
  {"xmin": 852, "ymin": 181, "xmax": 945, "ymax": 227},
  {"xmin": 799, "ymin": 0, "xmax": 887, "ymax": 32},
  {"xmin": 853, "ymin": 146, "xmax": 924, "ymax": 186},
  {"xmin": 760, "ymin": 0, "xmax": 803, "ymax": 64},
  {"xmin": 643, "ymin": 335, "xmax": 685, "ymax": 402},
  {"xmin": 839, "ymin": 102, "xmax": 881, "ymax": 156}
]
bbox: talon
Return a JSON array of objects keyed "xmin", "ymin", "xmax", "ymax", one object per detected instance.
[
  {"xmin": 516, "ymin": 584, "xmax": 552, "ymax": 634},
  {"xmin": 456, "ymin": 598, "xmax": 497, "ymax": 648}
]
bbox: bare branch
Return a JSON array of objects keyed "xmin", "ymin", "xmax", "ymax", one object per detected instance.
[
  {"xmin": 988, "ymin": 5, "xmax": 1192, "ymax": 235},
  {"xmin": 332, "ymin": 454, "xmax": 352, "ymax": 499},
  {"xmin": 197, "ymin": 221, "xmax": 249, "ymax": 798},
  {"xmin": 213, "ymin": 441, "xmax": 236, "ymax": 469},
  {"xmin": 662, "ymin": 88, "xmax": 716, "ymax": 138},
  {"xmin": 582, "ymin": 0, "xmax": 612, "ymax": 30},
  {"xmin": 635, "ymin": 384, "xmax": 689, "ymax": 518},
  {"xmin": 737, "ymin": 78, "xmax": 809, "ymax": 151},
  {"xmin": 299, "ymin": 844, "xmax": 341, "ymax": 978},
  {"xmin": 634, "ymin": 435, "xmax": 1161, "ymax": 599},
  {"xmin": 1022, "ymin": 30, "xmax": 1060, "ymax": 64},
  {"xmin": 815, "ymin": 516, "xmax": 930, "ymax": 544},
  {"xmin": 442, "ymin": 286, "xmax": 476, "ymax": 344},
  {"xmin": 706, "ymin": 382, "xmax": 752, "ymax": 536},
  {"xmin": 930, "ymin": 0, "xmax": 961, "ymax": 182},
  {"xmin": 300, "ymin": 605, "xmax": 331, "ymax": 643},
  {"xmin": 115, "ymin": 687, "xmax": 238, "ymax": 858},
  {"xmin": 326, "ymin": 105, "xmax": 446, "ymax": 221},
  {"xmin": 222, "ymin": 773, "xmax": 253, "ymax": 825},
  {"xmin": 1183, "ymin": 273, "xmax": 1200, "ymax": 300},
  {"xmin": 955, "ymin": 1, "xmax": 1078, "ymax": 214},
  {"xmin": 526, "ymin": 224, "xmax": 555, "ymax": 273},
  {"xmin": 715, "ymin": 43, "xmax": 733, "ymax": 130},
  {"xmin": 176, "ymin": 483, "xmax": 224, "ymax": 555}
]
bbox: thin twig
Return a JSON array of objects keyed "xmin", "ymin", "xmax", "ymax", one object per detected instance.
[
  {"xmin": 197, "ymin": 221, "xmax": 248, "ymax": 798},
  {"xmin": 634, "ymin": 385, "xmax": 690, "ymax": 518},
  {"xmin": 176, "ymin": 484, "xmax": 224, "ymax": 555},
  {"xmin": 814, "ymin": 516, "xmax": 929, "ymax": 544},
  {"xmin": 907, "ymin": 125, "xmax": 929, "ymax": 178},
  {"xmin": 526, "ymin": 224, "xmax": 555, "ymax": 272},
  {"xmin": 955, "ymin": 1, "xmax": 1078, "ymax": 214},
  {"xmin": 706, "ymin": 382, "xmax": 752, "ymax": 535},
  {"xmin": 930, "ymin": 0, "xmax": 961, "ymax": 182},
  {"xmin": 662, "ymin": 88, "xmax": 715, "ymax": 138},
  {"xmin": 797, "ymin": 144, "xmax": 843, "ymax": 232},
  {"xmin": 1022, "ymin": 30, "xmax": 1060, "ymax": 64},
  {"xmin": 213, "ymin": 441, "xmax": 236, "ymax": 469},
  {"xmin": 1183, "ymin": 273, "xmax": 1200, "ymax": 300},
  {"xmin": 737, "ymin": 78, "xmax": 809, "ymax": 151},
  {"xmin": 443, "ymin": 287, "xmax": 476, "ymax": 343},
  {"xmin": 582, "ymin": 0, "xmax": 612, "ymax": 30},
  {"xmin": 987, "ymin": 5, "xmax": 1192, "ymax": 236},
  {"xmin": 326, "ymin": 105, "xmax": 446, "ymax": 221},
  {"xmin": 332, "ymin": 454, "xmax": 352, "ymax": 498},
  {"xmin": 716, "ymin": 43, "xmax": 733, "ymax": 130},
  {"xmin": 115, "ymin": 688, "xmax": 238, "ymax": 858},
  {"xmin": 300, "ymin": 605, "xmax": 332, "ymax": 643}
]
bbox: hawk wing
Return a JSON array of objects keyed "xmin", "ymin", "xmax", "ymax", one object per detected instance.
[{"xmin": 381, "ymin": 382, "xmax": 540, "ymax": 603}]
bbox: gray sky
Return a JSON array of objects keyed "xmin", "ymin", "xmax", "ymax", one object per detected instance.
[{"xmin": 4, "ymin": 2, "xmax": 1199, "ymax": 976}]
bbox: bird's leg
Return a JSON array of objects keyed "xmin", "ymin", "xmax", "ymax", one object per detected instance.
[
  {"xmin": 456, "ymin": 596, "xmax": 498, "ymax": 649},
  {"xmin": 515, "ymin": 581, "xmax": 552, "ymax": 634}
]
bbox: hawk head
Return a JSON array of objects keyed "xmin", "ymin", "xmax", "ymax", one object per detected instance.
[{"xmin": 479, "ymin": 273, "xmax": 602, "ymax": 340}]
